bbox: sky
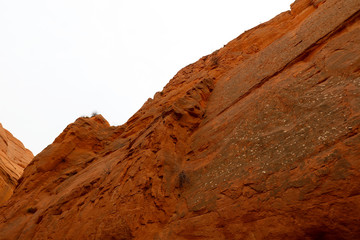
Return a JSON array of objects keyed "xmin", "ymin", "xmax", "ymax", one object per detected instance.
[{"xmin": 0, "ymin": 0, "xmax": 293, "ymax": 155}]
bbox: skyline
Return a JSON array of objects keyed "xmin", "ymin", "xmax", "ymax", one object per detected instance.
[{"xmin": 0, "ymin": 0, "xmax": 293, "ymax": 154}]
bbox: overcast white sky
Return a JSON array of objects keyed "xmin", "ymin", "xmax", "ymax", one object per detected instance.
[{"xmin": 0, "ymin": 0, "xmax": 293, "ymax": 155}]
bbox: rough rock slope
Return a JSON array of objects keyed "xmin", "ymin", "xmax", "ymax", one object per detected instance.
[
  {"xmin": 1, "ymin": 0, "xmax": 360, "ymax": 239},
  {"xmin": 0, "ymin": 123, "xmax": 33, "ymax": 205}
]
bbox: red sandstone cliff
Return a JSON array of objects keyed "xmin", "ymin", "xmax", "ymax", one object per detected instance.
[
  {"xmin": 0, "ymin": 124, "xmax": 33, "ymax": 205},
  {"xmin": 1, "ymin": 0, "xmax": 360, "ymax": 239}
]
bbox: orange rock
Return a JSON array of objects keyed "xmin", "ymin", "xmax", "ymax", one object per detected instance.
[
  {"xmin": 0, "ymin": 123, "xmax": 33, "ymax": 205},
  {"xmin": 1, "ymin": 0, "xmax": 360, "ymax": 239}
]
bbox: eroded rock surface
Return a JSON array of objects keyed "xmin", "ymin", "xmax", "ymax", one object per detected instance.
[
  {"xmin": 0, "ymin": 124, "xmax": 33, "ymax": 205},
  {"xmin": 0, "ymin": 0, "xmax": 359, "ymax": 239}
]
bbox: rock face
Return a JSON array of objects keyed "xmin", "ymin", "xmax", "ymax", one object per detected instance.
[
  {"xmin": 0, "ymin": 123, "xmax": 33, "ymax": 205},
  {"xmin": 1, "ymin": 0, "xmax": 360, "ymax": 239}
]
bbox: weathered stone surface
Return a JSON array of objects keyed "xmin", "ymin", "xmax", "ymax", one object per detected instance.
[
  {"xmin": 0, "ymin": 123, "xmax": 33, "ymax": 205},
  {"xmin": 0, "ymin": 0, "xmax": 359, "ymax": 239}
]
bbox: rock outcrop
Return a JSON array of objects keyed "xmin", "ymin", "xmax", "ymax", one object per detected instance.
[
  {"xmin": 0, "ymin": 123, "xmax": 33, "ymax": 205},
  {"xmin": 1, "ymin": 0, "xmax": 360, "ymax": 239}
]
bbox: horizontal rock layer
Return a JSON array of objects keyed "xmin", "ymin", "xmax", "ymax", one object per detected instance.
[{"xmin": 0, "ymin": 124, "xmax": 33, "ymax": 205}]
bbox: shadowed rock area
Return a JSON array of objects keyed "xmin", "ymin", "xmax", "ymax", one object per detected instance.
[
  {"xmin": 1, "ymin": 0, "xmax": 360, "ymax": 239},
  {"xmin": 0, "ymin": 124, "xmax": 33, "ymax": 205}
]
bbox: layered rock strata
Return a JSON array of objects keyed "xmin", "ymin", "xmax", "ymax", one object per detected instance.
[
  {"xmin": 0, "ymin": 124, "xmax": 33, "ymax": 205},
  {"xmin": 1, "ymin": 0, "xmax": 360, "ymax": 239}
]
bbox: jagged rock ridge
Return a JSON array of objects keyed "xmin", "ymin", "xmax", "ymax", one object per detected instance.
[
  {"xmin": 0, "ymin": 0, "xmax": 360, "ymax": 239},
  {"xmin": 0, "ymin": 123, "xmax": 33, "ymax": 205}
]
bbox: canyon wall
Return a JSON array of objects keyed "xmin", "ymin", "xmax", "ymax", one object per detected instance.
[
  {"xmin": 0, "ymin": 123, "xmax": 33, "ymax": 205},
  {"xmin": 0, "ymin": 0, "xmax": 359, "ymax": 239}
]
